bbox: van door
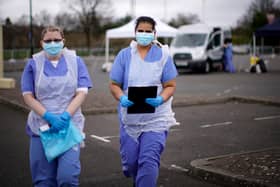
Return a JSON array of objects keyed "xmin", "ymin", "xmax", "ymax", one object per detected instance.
[{"xmin": 207, "ymin": 31, "xmax": 223, "ymax": 61}]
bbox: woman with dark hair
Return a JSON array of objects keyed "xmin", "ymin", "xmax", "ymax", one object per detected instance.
[{"xmin": 109, "ymin": 16, "xmax": 178, "ymax": 187}]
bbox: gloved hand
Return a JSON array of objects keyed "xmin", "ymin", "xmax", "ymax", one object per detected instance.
[
  {"xmin": 60, "ymin": 111, "xmax": 71, "ymax": 121},
  {"xmin": 59, "ymin": 111, "xmax": 71, "ymax": 129},
  {"xmin": 120, "ymin": 95, "xmax": 134, "ymax": 107},
  {"xmin": 145, "ymin": 96, "xmax": 164, "ymax": 107},
  {"xmin": 42, "ymin": 111, "xmax": 66, "ymax": 132}
]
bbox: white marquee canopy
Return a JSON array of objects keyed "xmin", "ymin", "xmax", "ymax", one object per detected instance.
[{"xmin": 105, "ymin": 18, "xmax": 178, "ymax": 63}]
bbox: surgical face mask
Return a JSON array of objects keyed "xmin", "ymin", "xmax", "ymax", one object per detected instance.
[
  {"xmin": 43, "ymin": 41, "xmax": 64, "ymax": 56},
  {"xmin": 136, "ymin": 32, "xmax": 155, "ymax": 46}
]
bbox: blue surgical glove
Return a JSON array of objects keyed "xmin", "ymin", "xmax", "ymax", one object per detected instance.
[
  {"xmin": 60, "ymin": 111, "xmax": 71, "ymax": 129},
  {"xmin": 120, "ymin": 95, "xmax": 134, "ymax": 107},
  {"xmin": 60, "ymin": 111, "xmax": 71, "ymax": 121},
  {"xmin": 42, "ymin": 111, "xmax": 65, "ymax": 132},
  {"xmin": 145, "ymin": 96, "xmax": 164, "ymax": 107},
  {"xmin": 43, "ymin": 111, "xmax": 58, "ymax": 125}
]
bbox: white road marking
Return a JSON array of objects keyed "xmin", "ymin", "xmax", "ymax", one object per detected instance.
[
  {"xmin": 90, "ymin": 135, "xmax": 111, "ymax": 143},
  {"xmin": 233, "ymin": 86, "xmax": 239, "ymax": 90},
  {"xmin": 216, "ymin": 86, "xmax": 239, "ymax": 97},
  {"xmin": 169, "ymin": 128, "xmax": 181, "ymax": 132},
  {"xmin": 223, "ymin": 89, "xmax": 232, "ymax": 94},
  {"xmin": 254, "ymin": 115, "xmax": 280, "ymax": 121},
  {"xmin": 102, "ymin": 135, "xmax": 119, "ymax": 139},
  {"xmin": 216, "ymin": 93, "xmax": 222, "ymax": 96},
  {"xmin": 170, "ymin": 164, "xmax": 189, "ymax": 172},
  {"xmin": 200, "ymin": 121, "xmax": 232, "ymax": 128},
  {"xmin": 90, "ymin": 127, "xmax": 181, "ymax": 143}
]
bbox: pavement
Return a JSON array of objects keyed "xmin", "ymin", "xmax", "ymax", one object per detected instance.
[
  {"xmin": 190, "ymin": 147, "xmax": 280, "ymax": 187},
  {"xmin": 0, "ymin": 58, "xmax": 280, "ymax": 187}
]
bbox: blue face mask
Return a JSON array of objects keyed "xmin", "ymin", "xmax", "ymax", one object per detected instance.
[
  {"xmin": 136, "ymin": 32, "xmax": 154, "ymax": 46},
  {"xmin": 43, "ymin": 41, "xmax": 64, "ymax": 56}
]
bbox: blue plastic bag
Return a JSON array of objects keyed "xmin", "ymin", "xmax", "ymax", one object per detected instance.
[{"xmin": 39, "ymin": 121, "xmax": 84, "ymax": 162}]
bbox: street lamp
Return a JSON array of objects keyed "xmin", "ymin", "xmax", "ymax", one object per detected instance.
[
  {"xmin": 29, "ymin": 0, "xmax": 33, "ymax": 57},
  {"xmin": 201, "ymin": 0, "xmax": 206, "ymax": 23},
  {"xmin": 130, "ymin": 0, "xmax": 136, "ymax": 18},
  {"xmin": 163, "ymin": 0, "xmax": 167, "ymax": 21}
]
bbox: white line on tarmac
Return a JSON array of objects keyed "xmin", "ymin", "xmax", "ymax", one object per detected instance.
[
  {"xmin": 200, "ymin": 121, "xmax": 232, "ymax": 128},
  {"xmin": 90, "ymin": 135, "xmax": 111, "ymax": 143},
  {"xmin": 169, "ymin": 128, "xmax": 181, "ymax": 132},
  {"xmin": 91, "ymin": 127, "xmax": 181, "ymax": 143},
  {"xmin": 170, "ymin": 164, "xmax": 189, "ymax": 172},
  {"xmin": 223, "ymin": 89, "xmax": 232, "ymax": 94},
  {"xmin": 254, "ymin": 115, "xmax": 280, "ymax": 121},
  {"xmin": 102, "ymin": 135, "xmax": 119, "ymax": 139}
]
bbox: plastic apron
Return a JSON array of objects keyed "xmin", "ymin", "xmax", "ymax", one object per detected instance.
[
  {"xmin": 27, "ymin": 48, "xmax": 85, "ymax": 135},
  {"xmin": 120, "ymin": 41, "xmax": 177, "ymax": 128}
]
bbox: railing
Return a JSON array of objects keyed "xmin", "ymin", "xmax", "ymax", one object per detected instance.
[
  {"xmin": 4, "ymin": 46, "xmax": 280, "ymax": 61},
  {"xmin": 3, "ymin": 48, "xmax": 115, "ymax": 61},
  {"xmin": 233, "ymin": 45, "xmax": 280, "ymax": 56},
  {"xmin": 250, "ymin": 46, "xmax": 280, "ymax": 56}
]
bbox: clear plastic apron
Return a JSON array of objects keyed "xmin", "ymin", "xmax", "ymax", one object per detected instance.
[
  {"xmin": 120, "ymin": 41, "xmax": 176, "ymax": 127},
  {"xmin": 27, "ymin": 48, "xmax": 85, "ymax": 135}
]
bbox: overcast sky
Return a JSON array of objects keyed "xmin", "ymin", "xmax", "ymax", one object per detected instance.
[{"xmin": 0, "ymin": 0, "xmax": 254, "ymax": 27}]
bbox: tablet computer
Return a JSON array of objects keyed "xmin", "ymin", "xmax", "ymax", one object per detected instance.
[{"xmin": 127, "ymin": 86, "xmax": 157, "ymax": 114}]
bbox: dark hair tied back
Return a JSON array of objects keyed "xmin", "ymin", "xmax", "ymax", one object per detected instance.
[{"xmin": 135, "ymin": 16, "xmax": 156, "ymax": 31}]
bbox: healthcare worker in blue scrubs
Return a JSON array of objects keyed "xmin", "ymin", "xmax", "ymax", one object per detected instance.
[
  {"xmin": 109, "ymin": 16, "xmax": 178, "ymax": 187},
  {"xmin": 21, "ymin": 26, "xmax": 92, "ymax": 187},
  {"xmin": 223, "ymin": 38, "xmax": 235, "ymax": 73}
]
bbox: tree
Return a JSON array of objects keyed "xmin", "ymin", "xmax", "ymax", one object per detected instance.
[
  {"xmin": 33, "ymin": 10, "xmax": 53, "ymax": 27},
  {"xmin": 233, "ymin": 0, "xmax": 280, "ymax": 44},
  {"xmin": 55, "ymin": 13, "xmax": 80, "ymax": 31},
  {"xmin": 168, "ymin": 13, "xmax": 200, "ymax": 28},
  {"xmin": 102, "ymin": 15, "xmax": 132, "ymax": 32},
  {"xmin": 236, "ymin": 0, "xmax": 280, "ymax": 31},
  {"xmin": 66, "ymin": 0, "xmax": 112, "ymax": 51},
  {"xmin": 15, "ymin": 15, "xmax": 29, "ymax": 26}
]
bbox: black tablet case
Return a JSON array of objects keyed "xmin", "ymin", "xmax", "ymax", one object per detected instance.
[{"xmin": 127, "ymin": 86, "xmax": 157, "ymax": 114}]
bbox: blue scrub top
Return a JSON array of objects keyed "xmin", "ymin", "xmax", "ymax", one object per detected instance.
[
  {"xmin": 21, "ymin": 55, "xmax": 93, "ymax": 95},
  {"xmin": 110, "ymin": 44, "xmax": 178, "ymax": 90}
]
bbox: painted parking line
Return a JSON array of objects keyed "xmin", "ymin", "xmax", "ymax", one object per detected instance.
[
  {"xmin": 169, "ymin": 128, "xmax": 181, "ymax": 132},
  {"xmin": 216, "ymin": 86, "xmax": 239, "ymax": 96},
  {"xmin": 90, "ymin": 128, "xmax": 181, "ymax": 143},
  {"xmin": 102, "ymin": 135, "xmax": 119, "ymax": 139},
  {"xmin": 200, "ymin": 121, "xmax": 232, "ymax": 128},
  {"xmin": 254, "ymin": 115, "xmax": 280, "ymax": 121},
  {"xmin": 223, "ymin": 89, "xmax": 232, "ymax": 94},
  {"xmin": 90, "ymin": 135, "xmax": 111, "ymax": 143},
  {"xmin": 170, "ymin": 164, "xmax": 189, "ymax": 173}
]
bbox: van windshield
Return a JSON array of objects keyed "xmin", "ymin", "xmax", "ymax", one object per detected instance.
[{"xmin": 171, "ymin": 33, "xmax": 207, "ymax": 47}]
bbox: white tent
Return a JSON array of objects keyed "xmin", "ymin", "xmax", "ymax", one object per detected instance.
[{"xmin": 105, "ymin": 18, "xmax": 178, "ymax": 63}]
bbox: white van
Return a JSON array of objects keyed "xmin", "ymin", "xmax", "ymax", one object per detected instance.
[{"xmin": 170, "ymin": 23, "xmax": 231, "ymax": 73}]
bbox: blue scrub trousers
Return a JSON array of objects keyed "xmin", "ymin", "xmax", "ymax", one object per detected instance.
[
  {"xmin": 120, "ymin": 126, "xmax": 167, "ymax": 187},
  {"xmin": 29, "ymin": 136, "xmax": 81, "ymax": 187}
]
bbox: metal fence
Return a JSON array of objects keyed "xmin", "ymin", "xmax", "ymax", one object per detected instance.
[
  {"xmin": 233, "ymin": 45, "xmax": 280, "ymax": 56},
  {"xmin": 253, "ymin": 46, "xmax": 280, "ymax": 55},
  {"xmin": 3, "ymin": 48, "xmax": 115, "ymax": 61},
  {"xmin": 3, "ymin": 46, "xmax": 280, "ymax": 61}
]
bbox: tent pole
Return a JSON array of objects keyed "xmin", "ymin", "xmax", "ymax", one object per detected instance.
[
  {"xmin": 253, "ymin": 34, "xmax": 256, "ymax": 56},
  {"xmin": 261, "ymin": 37, "xmax": 264, "ymax": 55},
  {"xmin": 105, "ymin": 36, "xmax": 109, "ymax": 63}
]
